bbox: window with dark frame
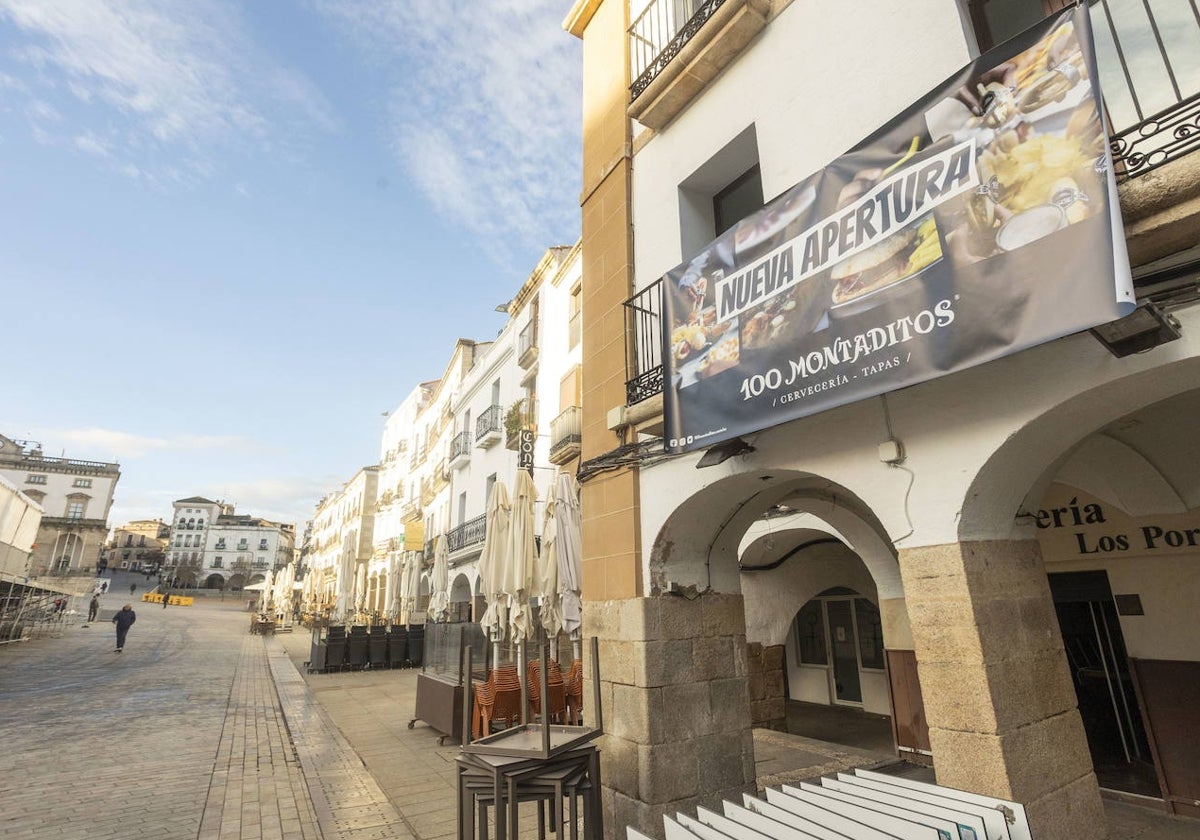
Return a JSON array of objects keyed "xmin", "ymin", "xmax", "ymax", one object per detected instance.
[
  {"xmin": 795, "ymin": 599, "xmax": 828, "ymax": 665},
  {"xmin": 964, "ymin": 0, "xmax": 1067, "ymax": 54},
  {"xmin": 713, "ymin": 164, "xmax": 764, "ymax": 239}
]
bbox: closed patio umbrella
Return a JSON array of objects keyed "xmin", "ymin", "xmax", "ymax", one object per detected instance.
[
  {"xmin": 554, "ymin": 473, "xmax": 583, "ymax": 638},
  {"xmin": 334, "ymin": 547, "xmax": 354, "ymax": 621},
  {"xmin": 505, "ymin": 469, "xmax": 538, "ymax": 646},
  {"xmin": 428, "ymin": 535, "xmax": 450, "ymax": 622},
  {"xmin": 537, "ymin": 495, "xmax": 562, "ymax": 639},
  {"xmin": 261, "ymin": 568, "xmax": 275, "ymax": 613},
  {"xmin": 400, "ymin": 551, "xmax": 422, "ymax": 625},
  {"xmin": 478, "ymin": 481, "xmax": 511, "ymax": 646},
  {"xmin": 385, "ymin": 552, "xmax": 401, "ymax": 622}
]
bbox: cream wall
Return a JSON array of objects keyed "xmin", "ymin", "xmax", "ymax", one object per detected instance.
[
  {"xmin": 1039, "ymin": 484, "xmax": 1200, "ymax": 663},
  {"xmin": 630, "ymin": 0, "xmax": 972, "ymax": 293}
]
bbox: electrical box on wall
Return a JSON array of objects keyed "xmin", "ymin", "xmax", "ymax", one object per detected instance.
[{"xmin": 878, "ymin": 439, "xmax": 905, "ymax": 464}]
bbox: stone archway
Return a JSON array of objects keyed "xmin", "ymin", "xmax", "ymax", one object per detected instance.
[
  {"xmin": 205, "ymin": 573, "xmax": 225, "ymax": 590},
  {"xmin": 228, "ymin": 574, "xmax": 246, "ymax": 592},
  {"xmin": 450, "ymin": 573, "xmax": 473, "ymax": 623},
  {"xmin": 957, "ymin": 375, "xmax": 1200, "ymax": 821}
]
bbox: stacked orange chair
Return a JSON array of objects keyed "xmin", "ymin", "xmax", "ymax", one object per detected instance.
[
  {"xmin": 527, "ymin": 659, "xmax": 568, "ymax": 724},
  {"xmin": 488, "ymin": 665, "xmax": 523, "ymax": 733},
  {"xmin": 564, "ymin": 659, "xmax": 584, "ymax": 726},
  {"xmin": 471, "ymin": 678, "xmax": 494, "ymax": 739}
]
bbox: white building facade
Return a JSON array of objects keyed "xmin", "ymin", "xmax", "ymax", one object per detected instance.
[
  {"xmin": 0, "ymin": 433, "xmax": 120, "ymax": 576},
  {"xmin": 166, "ymin": 497, "xmax": 294, "ymax": 590}
]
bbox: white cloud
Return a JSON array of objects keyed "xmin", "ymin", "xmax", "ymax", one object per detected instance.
[
  {"xmin": 0, "ymin": 0, "xmax": 336, "ymax": 182},
  {"xmin": 73, "ymin": 131, "xmax": 109, "ymax": 157},
  {"xmin": 316, "ymin": 0, "xmax": 581, "ymax": 265},
  {"xmin": 47, "ymin": 426, "xmax": 250, "ymax": 459}
]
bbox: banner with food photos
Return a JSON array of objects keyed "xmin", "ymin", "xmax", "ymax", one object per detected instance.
[{"xmin": 662, "ymin": 4, "xmax": 1134, "ymax": 455}]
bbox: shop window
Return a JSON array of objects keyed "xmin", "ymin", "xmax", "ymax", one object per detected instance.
[
  {"xmin": 795, "ymin": 600, "xmax": 827, "ymax": 665},
  {"xmin": 854, "ymin": 598, "xmax": 886, "ymax": 670}
]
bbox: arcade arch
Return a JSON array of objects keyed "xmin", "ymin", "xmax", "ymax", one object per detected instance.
[
  {"xmin": 205, "ymin": 573, "xmax": 225, "ymax": 590},
  {"xmin": 962, "ymin": 379, "xmax": 1200, "ymax": 810},
  {"xmin": 648, "ymin": 471, "xmax": 913, "ymax": 752}
]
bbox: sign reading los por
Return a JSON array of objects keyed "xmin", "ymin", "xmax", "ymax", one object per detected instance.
[{"xmin": 661, "ymin": 5, "xmax": 1134, "ymax": 455}]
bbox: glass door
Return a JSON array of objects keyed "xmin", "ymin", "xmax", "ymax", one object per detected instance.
[
  {"xmin": 825, "ymin": 598, "xmax": 863, "ymax": 705},
  {"xmin": 1049, "ymin": 571, "xmax": 1157, "ymax": 797}
]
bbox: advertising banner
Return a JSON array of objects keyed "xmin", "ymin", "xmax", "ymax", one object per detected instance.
[
  {"xmin": 402, "ymin": 522, "xmax": 425, "ymax": 552},
  {"xmin": 662, "ymin": 6, "xmax": 1134, "ymax": 454}
]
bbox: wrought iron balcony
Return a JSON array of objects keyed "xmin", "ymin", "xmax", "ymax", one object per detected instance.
[
  {"xmin": 630, "ymin": 0, "xmax": 728, "ymax": 100},
  {"xmin": 518, "ymin": 321, "xmax": 539, "ymax": 369},
  {"xmin": 505, "ymin": 398, "xmax": 537, "ymax": 450},
  {"xmin": 476, "ymin": 404, "xmax": 503, "ymax": 447},
  {"xmin": 549, "ymin": 406, "xmax": 583, "ymax": 465},
  {"xmin": 447, "ymin": 514, "xmax": 487, "ymax": 553},
  {"xmin": 623, "ymin": 279, "xmax": 664, "ymax": 405},
  {"xmin": 1093, "ymin": 0, "xmax": 1200, "ymax": 180},
  {"xmin": 449, "ymin": 431, "xmax": 471, "ymax": 469}
]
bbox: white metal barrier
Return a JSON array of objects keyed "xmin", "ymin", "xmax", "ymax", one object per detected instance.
[{"xmin": 628, "ymin": 768, "xmax": 1031, "ymax": 840}]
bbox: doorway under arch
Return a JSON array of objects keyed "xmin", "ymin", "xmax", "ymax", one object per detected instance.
[
  {"xmin": 649, "ymin": 470, "xmax": 915, "ymax": 760},
  {"xmin": 205, "ymin": 573, "xmax": 225, "ymax": 590}
]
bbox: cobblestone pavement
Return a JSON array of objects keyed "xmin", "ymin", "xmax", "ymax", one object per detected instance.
[
  {"xmin": 0, "ymin": 581, "xmax": 405, "ymax": 840},
  {"xmin": 4, "ymin": 580, "xmax": 1196, "ymax": 840}
]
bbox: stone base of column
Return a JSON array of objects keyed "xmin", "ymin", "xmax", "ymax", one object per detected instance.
[
  {"xmin": 584, "ymin": 593, "xmax": 756, "ymax": 839},
  {"xmin": 900, "ymin": 540, "xmax": 1107, "ymax": 840}
]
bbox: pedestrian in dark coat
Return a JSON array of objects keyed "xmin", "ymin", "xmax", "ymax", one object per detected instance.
[
  {"xmin": 87, "ymin": 595, "xmax": 99, "ymax": 623},
  {"xmin": 162, "ymin": 589, "xmax": 170, "ymax": 609},
  {"xmin": 112, "ymin": 604, "xmax": 136, "ymax": 652}
]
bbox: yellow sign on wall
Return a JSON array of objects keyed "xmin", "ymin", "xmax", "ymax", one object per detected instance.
[{"xmin": 403, "ymin": 522, "xmax": 425, "ymax": 551}]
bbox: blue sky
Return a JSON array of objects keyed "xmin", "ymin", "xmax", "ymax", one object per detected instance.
[{"xmin": 0, "ymin": 0, "xmax": 581, "ymax": 527}]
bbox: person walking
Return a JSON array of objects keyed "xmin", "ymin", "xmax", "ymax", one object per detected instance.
[
  {"xmin": 130, "ymin": 582, "xmax": 137, "ymax": 596},
  {"xmin": 87, "ymin": 594, "xmax": 100, "ymax": 623},
  {"xmin": 161, "ymin": 588, "xmax": 170, "ymax": 609},
  {"xmin": 112, "ymin": 604, "xmax": 136, "ymax": 652}
]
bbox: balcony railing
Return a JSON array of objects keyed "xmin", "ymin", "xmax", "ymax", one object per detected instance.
[
  {"xmin": 624, "ymin": 279, "xmax": 664, "ymax": 405},
  {"xmin": 518, "ymin": 321, "xmax": 539, "ymax": 368},
  {"xmin": 630, "ymin": 0, "xmax": 727, "ymax": 100},
  {"xmin": 476, "ymin": 404, "xmax": 503, "ymax": 447},
  {"xmin": 449, "ymin": 431, "xmax": 471, "ymax": 468},
  {"xmin": 1092, "ymin": 0, "xmax": 1200, "ymax": 180},
  {"xmin": 549, "ymin": 406, "xmax": 583, "ymax": 465},
  {"xmin": 505, "ymin": 398, "xmax": 538, "ymax": 450},
  {"xmin": 447, "ymin": 514, "xmax": 486, "ymax": 553},
  {"xmin": 399, "ymin": 499, "xmax": 420, "ymax": 521}
]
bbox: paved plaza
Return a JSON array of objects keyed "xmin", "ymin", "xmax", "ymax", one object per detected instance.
[{"xmin": 1, "ymin": 575, "xmax": 1197, "ymax": 840}]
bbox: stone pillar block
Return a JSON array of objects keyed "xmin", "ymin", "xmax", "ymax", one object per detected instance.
[{"xmin": 900, "ymin": 540, "xmax": 1105, "ymax": 840}]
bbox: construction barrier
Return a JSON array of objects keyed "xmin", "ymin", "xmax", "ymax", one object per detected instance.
[{"xmin": 141, "ymin": 593, "xmax": 194, "ymax": 607}]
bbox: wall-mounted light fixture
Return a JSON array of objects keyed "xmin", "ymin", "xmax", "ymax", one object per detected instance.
[
  {"xmin": 696, "ymin": 436, "xmax": 755, "ymax": 469},
  {"xmin": 1090, "ymin": 301, "xmax": 1181, "ymax": 357}
]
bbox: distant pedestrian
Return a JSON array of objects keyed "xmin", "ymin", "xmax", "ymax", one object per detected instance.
[
  {"xmin": 130, "ymin": 583, "xmax": 137, "ymax": 596},
  {"xmin": 88, "ymin": 595, "xmax": 99, "ymax": 623},
  {"xmin": 112, "ymin": 604, "xmax": 136, "ymax": 652},
  {"xmin": 161, "ymin": 590, "xmax": 170, "ymax": 609}
]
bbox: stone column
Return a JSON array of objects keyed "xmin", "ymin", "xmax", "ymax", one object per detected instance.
[
  {"xmin": 899, "ymin": 540, "xmax": 1105, "ymax": 840},
  {"xmin": 585, "ymin": 593, "xmax": 756, "ymax": 837}
]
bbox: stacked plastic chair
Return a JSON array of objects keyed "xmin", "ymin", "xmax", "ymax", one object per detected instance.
[
  {"xmin": 347, "ymin": 624, "xmax": 369, "ymax": 669},
  {"xmin": 324, "ymin": 625, "xmax": 347, "ymax": 673},
  {"xmin": 368, "ymin": 624, "xmax": 388, "ymax": 668},
  {"xmin": 388, "ymin": 626, "xmax": 408, "ymax": 668},
  {"xmin": 564, "ymin": 659, "xmax": 584, "ymax": 726},
  {"xmin": 527, "ymin": 659, "xmax": 568, "ymax": 725}
]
